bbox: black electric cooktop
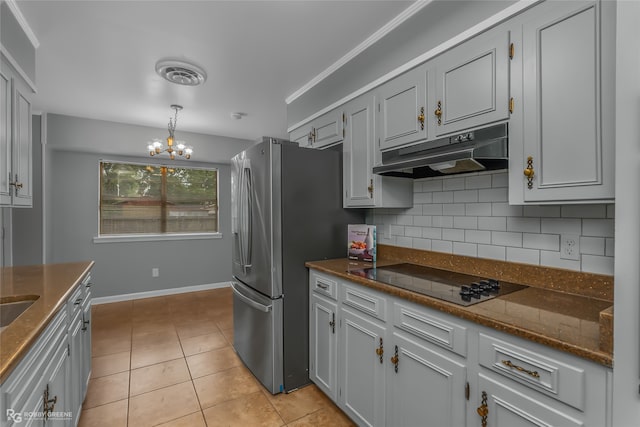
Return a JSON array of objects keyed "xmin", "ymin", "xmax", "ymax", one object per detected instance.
[{"xmin": 348, "ymin": 263, "xmax": 527, "ymax": 306}]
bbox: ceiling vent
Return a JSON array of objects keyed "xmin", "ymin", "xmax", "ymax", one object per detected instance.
[{"xmin": 155, "ymin": 59, "xmax": 207, "ymax": 86}]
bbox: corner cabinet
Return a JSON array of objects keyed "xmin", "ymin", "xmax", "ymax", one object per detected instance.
[
  {"xmin": 509, "ymin": 0, "xmax": 615, "ymax": 204},
  {"xmin": 0, "ymin": 55, "xmax": 33, "ymax": 207},
  {"xmin": 308, "ymin": 268, "xmax": 612, "ymax": 427},
  {"xmin": 343, "ymin": 95, "xmax": 412, "ymax": 208}
]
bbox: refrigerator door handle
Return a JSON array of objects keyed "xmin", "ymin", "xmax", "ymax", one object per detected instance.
[
  {"xmin": 241, "ymin": 162, "xmax": 253, "ymax": 272},
  {"xmin": 231, "ymin": 281, "xmax": 272, "ymax": 313}
]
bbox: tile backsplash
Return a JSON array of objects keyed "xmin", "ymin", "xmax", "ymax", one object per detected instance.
[{"xmin": 366, "ymin": 171, "xmax": 614, "ymax": 275}]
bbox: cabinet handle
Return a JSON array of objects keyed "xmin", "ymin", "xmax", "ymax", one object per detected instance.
[
  {"xmin": 375, "ymin": 337, "xmax": 384, "ymax": 364},
  {"xmin": 9, "ymin": 174, "xmax": 23, "ymax": 195},
  {"xmin": 74, "ymin": 298, "xmax": 83, "ymax": 305},
  {"xmin": 390, "ymin": 345, "xmax": 399, "ymax": 373},
  {"xmin": 417, "ymin": 107, "xmax": 425, "ymax": 130},
  {"xmin": 477, "ymin": 391, "xmax": 488, "ymax": 427},
  {"xmin": 329, "ymin": 312, "xmax": 335, "ymax": 334},
  {"xmin": 316, "ymin": 282, "xmax": 329, "ymax": 290},
  {"xmin": 501, "ymin": 359, "xmax": 540, "ymax": 379},
  {"xmin": 434, "ymin": 101, "xmax": 442, "ymax": 125},
  {"xmin": 43, "ymin": 384, "xmax": 57, "ymax": 420},
  {"xmin": 523, "ymin": 156, "xmax": 535, "ymax": 189},
  {"xmin": 367, "ymin": 179, "xmax": 374, "ymax": 198},
  {"xmin": 309, "ymin": 128, "xmax": 316, "ymax": 144}
]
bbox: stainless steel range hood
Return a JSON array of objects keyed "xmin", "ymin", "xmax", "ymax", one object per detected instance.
[{"xmin": 373, "ymin": 123, "xmax": 508, "ymax": 179}]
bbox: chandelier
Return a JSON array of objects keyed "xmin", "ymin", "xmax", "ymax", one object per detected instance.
[{"xmin": 147, "ymin": 104, "xmax": 193, "ymax": 160}]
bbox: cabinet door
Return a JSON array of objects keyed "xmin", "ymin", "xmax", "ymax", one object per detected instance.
[
  {"xmin": 312, "ymin": 110, "xmax": 344, "ymax": 149},
  {"xmin": 69, "ymin": 307, "xmax": 84, "ymax": 426},
  {"xmin": 516, "ymin": 0, "xmax": 613, "ymax": 203},
  {"xmin": 377, "ymin": 66, "xmax": 428, "ymax": 150},
  {"xmin": 11, "ymin": 75, "xmax": 32, "ymax": 207},
  {"xmin": 44, "ymin": 342, "xmax": 70, "ymax": 427},
  {"xmin": 339, "ymin": 308, "xmax": 386, "ymax": 427},
  {"xmin": 290, "ymin": 125, "xmax": 313, "ymax": 148},
  {"xmin": 476, "ymin": 373, "xmax": 582, "ymax": 427},
  {"xmin": 310, "ymin": 293, "xmax": 338, "ymax": 400},
  {"xmin": 0, "ymin": 65, "xmax": 11, "ymax": 205},
  {"xmin": 387, "ymin": 332, "xmax": 467, "ymax": 427},
  {"xmin": 343, "ymin": 96, "xmax": 376, "ymax": 207},
  {"xmin": 434, "ymin": 29, "xmax": 510, "ymax": 137},
  {"xmin": 81, "ymin": 289, "xmax": 92, "ymax": 400}
]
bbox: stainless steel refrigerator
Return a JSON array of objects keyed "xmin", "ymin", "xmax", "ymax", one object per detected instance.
[{"xmin": 231, "ymin": 137, "xmax": 363, "ymax": 394}]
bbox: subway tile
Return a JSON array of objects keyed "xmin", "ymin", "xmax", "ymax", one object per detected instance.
[
  {"xmin": 523, "ymin": 205, "xmax": 561, "ymax": 218},
  {"xmin": 478, "ymin": 217, "xmax": 507, "ymax": 231},
  {"xmin": 431, "ymin": 240, "xmax": 453, "ymax": 253},
  {"xmin": 582, "ymin": 255, "xmax": 614, "ymax": 275},
  {"xmin": 422, "ymin": 179, "xmax": 443, "ymax": 192},
  {"xmin": 453, "ymin": 190, "xmax": 479, "ymax": 203},
  {"xmin": 492, "ymin": 202, "xmax": 523, "ymax": 217},
  {"xmin": 580, "ymin": 237, "xmax": 605, "ymax": 256},
  {"xmin": 389, "ymin": 225, "xmax": 404, "ymax": 236},
  {"xmin": 379, "ymin": 234, "xmax": 396, "ymax": 245},
  {"xmin": 414, "ymin": 192, "xmax": 433, "ymax": 204},
  {"xmin": 479, "ymin": 188, "xmax": 508, "ymax": 202},
  {"xmin": 490, "ymin": 172, "xmax": 509, "ymax": 188},
  {"xmin": 404, "ymin": 205, "xmax": 423, "ymax": 216},
  {"xmin": 492, "ymin": 231, "xmax": 523, "ymax": 247},
  {"xmin": 432, "ymin": 216, "xmax": 453, "ymax": 228},
  {"xmin": 443, "ymin": 203, "xmax": 465, "ymax": 216},
  {"xmin": 454, "ymin": 216, "xmax": 478, "ymax": 229},
  {"xmin": 433, "ymin": 191, "xmax": 454, "ymax": 203},
  {"xmin": 540, "ymin": 251, "xmax": 581, "ymax": 271},
  {"xmin": 422, "ymin": 227, "xmax": 443, "ymax": 240},
  {"xmin": 606, "ymin": 204, "xmax": 615, "ymax": 218},
  {"xmin": 541, "ymin": 218, "xmax": 582, "ymax": 235},
  {"xmin": 453, "ymin": 242, "xmax": 478, "ymax": 257},
  {"xmin": 605, "ymin": 238, "xmax": 615, "ymax": 257},
  {"xmin": 561, "ymin": 204, "xmax": 607, "ymax": 218},
  {"xmin": 443, "ymin": 228, "xmax": 465, "ymax": 242},
  {"xmin": 396, "ymin": 215, "xmax": 414, "ymax": 226},
  {"xmin": 478, "ymin": 245, "xmax": 506, "ymax": 261},
  {"xmin": 507, "ymin": 217, "xmax": 541, "ymax": 233},
  {"xmin": 582, "ymin": 219, "xmax": 614, "ymax": 237},
  {"xmin": 443, "ymin": 177, "xmax": 465, "ymax": 191},
  {"xmin": 413, "ymin": 238, "xmax": 432, "ymax": 250},
  {"xmin": 413, "ymin": 181, "xmax": 423, "ymax": 193},
  {"xmin": 523, "ymin": 233, "xmax": 559, "ymax": 251},
  {"xmin": 414, "ymin": 216, "xmax": 432, "ymax": 227},
  {"xmin": 465, "ymin": 230, "xmax": 491, "ymax": 244},
  {"xmin": 506, "ymin": 247, "xmax": 540, "ymax": 265},
  {"xmin": 465, "ymin": 203, "xmax": 492, "ymax": 216},
  {"xmin": 466, "ymin": 174, "xmax": 492, "ymax": 189},
  {"xmin": 423, "ymin": 204, "xmax": 444, "ymax": 216},
  {"xmin": 405, "ymin": 226, "xmax": 423, "ymax": 238},
  {"xmin": 397, "ymin": 236, "xmax": 413, "ymax": 247}
]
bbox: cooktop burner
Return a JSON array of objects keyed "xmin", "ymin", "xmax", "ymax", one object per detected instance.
[{"xmin": 348, "ymin": 263, "xmax": 527, "ymax": 306}]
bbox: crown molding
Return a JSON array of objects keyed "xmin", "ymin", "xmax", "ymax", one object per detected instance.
[
  {"xmin": 0, "ymin": 46, "xmax": 37, "ymax": 92},
  {"xmin": 4, "ymin": 0, "xmax": 40, "ymax": 49},
  {"xmin": 285, "ymin": 0, "xmax": 432, "ymax": 105}
]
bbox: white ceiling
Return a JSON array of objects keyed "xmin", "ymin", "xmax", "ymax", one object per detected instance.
[{"xmin": 16, "ymin": 0, "xmax": 414, "ymax": 141}]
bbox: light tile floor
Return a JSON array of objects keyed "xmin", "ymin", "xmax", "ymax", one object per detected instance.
[{"xmin": 79, "ymin": 287, "xmax": 354, "ymax": 427}]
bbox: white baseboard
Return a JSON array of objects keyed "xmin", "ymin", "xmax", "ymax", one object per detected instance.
[{"xmin": 92, "ymin": 281, "xmax": 231, "ymax": 305}]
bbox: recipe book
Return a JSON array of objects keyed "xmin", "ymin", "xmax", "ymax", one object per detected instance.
[{"xmin": 348, "ymin": 224, "xmax": 376, "ymax": 262}]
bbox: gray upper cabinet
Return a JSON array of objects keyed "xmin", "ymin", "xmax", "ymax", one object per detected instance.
[
  {"xmin": 289, "ymin": 108, "xmax": 344, "ymax": 149},
  {"xmin": 0, "ymin": 64, "xmax": 11, "ymax": 205},
  {"xmin": 433, "ymin": 28, "xmax": 511, "ymax": 137},
  {"xmin": 509, "ymin": 0, "xmax": 614, "ymax": 204},
  {"xmin": 377, "ymin": 66, "xmax": 429, "ymax": 151}
]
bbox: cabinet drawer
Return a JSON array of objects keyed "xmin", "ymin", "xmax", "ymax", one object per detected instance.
[
  {"xmin": 310, "ymin": 271, "xmax": 338, "ymax": 300},
  {"xmin": 340, "ymin": 283, "xmax": 386, "ymax": 322},
  {"xmin": 478, "ymin": 333, "xmax": 585, "ymax": 410},
  {"xmin": 392, "ymin": 301, "xmax": 467, "ymax": 357}
]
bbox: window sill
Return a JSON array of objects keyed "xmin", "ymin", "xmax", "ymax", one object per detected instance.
[{"xmin": 93, "ymin": 233, "xmax": 223, "ymax": 244}]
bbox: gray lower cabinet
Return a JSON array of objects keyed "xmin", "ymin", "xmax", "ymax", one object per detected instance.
[
  {"xmin": 308, "ymin": 269, "xmax": 612, "ymax": 427},
  {"xmin": 509, "ymin": 0, "xmax": 615, "ymax": 204}
]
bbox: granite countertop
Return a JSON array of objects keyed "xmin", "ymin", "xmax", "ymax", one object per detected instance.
[
  {"xmin": 306, "ymin": 254, "xmax": 613, "ymax": 367},
  {"xmin": 0, "ymin": 261, "xmax": 95, "ymax": 382}
]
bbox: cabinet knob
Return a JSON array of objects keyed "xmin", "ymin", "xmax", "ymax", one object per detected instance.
[
  {"xmin": 434, "ymin": 101, "xmax": 442, "ymax": 125},
  {"xmin": 375, "ymin": 337, "xmax": 384, "ymax": 364},
  {"xmin": 390, "ymin": 345, "xmax": 399, "ymax": 373},
  {"xmin": 417, "ymin": 107, "xmax": 425, "ymax": 130},
  {"xmin": 477, "ymin": 391, "xmax": 488, "ymax": 427},
  {"xmin": 43, "ymin": 384, "xmax": 57, "ymax": 420},
  {"xmin": 9, "ymin": 174, "xmax": 23, "ymax": 195},
  {"xmin": 367, "ymin": 179, "xmax": 374, "ymax": 198},
  {"xmin": 523, "ymin": 156, "xmax": 535, "ymax": 189}
]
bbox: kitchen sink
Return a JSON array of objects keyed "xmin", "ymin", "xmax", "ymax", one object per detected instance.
[{"xmin": 0, "ymin": 296, "xmax": 39, "ymax": 332}]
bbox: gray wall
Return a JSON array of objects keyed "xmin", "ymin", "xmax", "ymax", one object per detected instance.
[
  {"xmin": 12, "ymin": 114, "xmax": 42, "ymax": 266},
  {"xmin": 0, "ymin": 1, "xmax": 36, "ymax": 84},
  {"xmin": 287, "ymin": 0, "xmax": 516, "ymax": 126},
  {"xmin": 42, "ymin": 113, "xmax": 253, "ymax": 298}
]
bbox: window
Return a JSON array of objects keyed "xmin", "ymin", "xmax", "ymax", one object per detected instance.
[{"xmin": 99, "ymin": 161, "xmax": 218, "ymax": 235}]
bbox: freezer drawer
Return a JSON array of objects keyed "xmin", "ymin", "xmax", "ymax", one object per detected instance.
[{"xmin": 232, "ymin": 279, "xmax": 283, "ymax": 394}]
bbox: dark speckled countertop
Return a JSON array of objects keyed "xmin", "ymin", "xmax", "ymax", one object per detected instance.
[{"xmin": 306, "ymin": 245, "xmax": 613, "ymax": 367}]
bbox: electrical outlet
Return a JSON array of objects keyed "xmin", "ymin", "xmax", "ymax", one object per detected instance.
[
  {"xmin": 560, "ymin": 234, "xmax": 580, "ymax": 260},
  {"xmin": 152, "ymin": 267, "xmax": 159, "ymax": 277}
]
